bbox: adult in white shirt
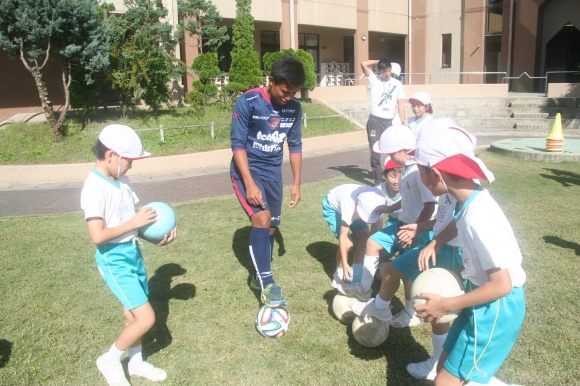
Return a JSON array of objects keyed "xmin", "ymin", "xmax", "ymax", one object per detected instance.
[{"xmin": 361, "ymin": 59, "xmax": 406, "ymax": 186}]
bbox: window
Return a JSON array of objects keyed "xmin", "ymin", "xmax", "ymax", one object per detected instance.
[
  {"xmin": 442, "ymin": 34, "xmax": 452, "ymax": 68},
  {"xmin": 486, "ymin": 0, "xmax": 503, "ymax": 35},
  {"xmin": 260, "ymin": 30, "xmax": 280, "ymax": 69},
  {"xmin": 299, "ymin": 33, "xmax": 319, "ymax": 72}
]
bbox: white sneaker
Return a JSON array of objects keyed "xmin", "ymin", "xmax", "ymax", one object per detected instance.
[
  {"xmin": 96, "ymin": 355, "xmax": 130, "ymax": 386},
  {"xmin": 351, "ymin": 299, "xmax": 393, "ymax": 322},
  {"xmin": 406, "ymin": 359, "xmax": 437, "ymax": 380},
  {"xmin": 389, "ymin": 310, "xmax": 421, "ymax": 328},
  {"xmin": 336, "ymin": 282, "xmax": 372, "ymax": 302},
  {"xmin": 128, "ymin": 360, "xmax": 167, "ymax": 381}
]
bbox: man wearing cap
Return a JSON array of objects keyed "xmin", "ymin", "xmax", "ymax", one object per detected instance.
[{"xmin": 361, "ymin": 59, "xmax": 406, "ymax": 186}]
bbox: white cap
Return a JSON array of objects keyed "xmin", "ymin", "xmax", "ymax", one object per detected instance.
[
  {"xmin": 409, "ymin": 91, "xmax": 433, "ymax": 114},
  {"xmin": 372, "ymin": 125, "xmax": 415, "ymax": 154},
  {"xmin": 410, "ymin": 118, "xmax": 494, "ymax": 182},
  {"xmin": 391, "ymin": 63, "xmax": 401, "ymax": 77},
  {"xmin": 356, "ymin": 187, "xmax": 385, "ymax": 224},
  {"xmin": 99, "ymin": 124, "xmax": 151, "ymax": 160}
]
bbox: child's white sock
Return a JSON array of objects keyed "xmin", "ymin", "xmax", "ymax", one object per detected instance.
[
  {"xmin": 430, "ymin": 332, "xmax": 448, "ymax": 366},
  {"xmin": 128, "ymin": 344, "xmax": 144, "ymax": 367},
  {"xmin": 361, "ymin": 255, "xmax": 379, "ymax": 290},
  {"xmin": 104, "ymin": 343, "xmax": 124, "ymax": 364},
  {"xmin": 335, "ymin": 266, "xmax": 344, "ymax": 279},
  {"xmin": 373, "ymin": 294, "xmax": 391, "ymax": 311},
  {"xmin": 405, "ymin": 299, "xmax": 416, "ymax": 316},
  {"xmin": 468, "ymin": 377, "xmax": 511, "ymax": 386}
]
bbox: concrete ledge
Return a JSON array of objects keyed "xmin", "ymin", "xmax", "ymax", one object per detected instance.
[
  {"xmin": 0, "ymin": 130, "xmax": 367, "ymax": 185},
  {"xmin": 488, "ymin": 138, "xmax": 580, "ymax": 162}
]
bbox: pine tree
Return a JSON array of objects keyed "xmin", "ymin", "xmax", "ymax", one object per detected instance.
[{"xmin": 0, "ymin": 0, "xmax": 109, "ymax": 140}]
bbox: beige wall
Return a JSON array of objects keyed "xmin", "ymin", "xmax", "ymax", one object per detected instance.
[
  {"xmin": 212, "ymin": 0, "xmax": 282, "ymax": 22},
  {"xmin": 404, "ymin": 83, "xmax": 508, "ymax": 98},
  {"xmin": 426, "ymin": 0, "xmax": 462, "ymax": 83},
  {"xmin": 299, "ymin": 0, "xmax": 357, "ymax": 29},
  {"xmin": 547, "ymin": 83, "xmax": 580, "ymax": 98},
  {"xmin": 461, "ymin": 0, "xmax": 486, "ymax": 83},
  {"xmin": 369, "ymin": 0, "xmax": 408, "ymax": 35},
  {"xmin": 309, "ymin": 85, "xmax": 368, "ymax": 101}
]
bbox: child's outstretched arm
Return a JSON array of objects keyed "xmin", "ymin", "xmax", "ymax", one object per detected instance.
[
  {"xmin": 375, "ymin": 201, "xmax": 401, "ymax": 215},
  {"xmin": 397, "ymin": 219, "xmax": 436, "ymax": 247},
  {"xmin": 417, "ymin": 221, "xmax": 458, "ymax": 271},
  {"xmin": 414, "ymin": 268, "xmax": 512, "ymax": 323},
  {"xmin": 86, "ymin": 207, "xmax": 157, "ymax": 245}
]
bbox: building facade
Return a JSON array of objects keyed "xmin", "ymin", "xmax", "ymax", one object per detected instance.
[{"xmin": 1, "ymin": 0, "xmax": 578, "ymax": 121}]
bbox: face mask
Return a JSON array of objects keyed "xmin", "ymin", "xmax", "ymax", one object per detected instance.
[{"xmin": 117, "ymin": 155, "xmax": 122, "ymax": 180}]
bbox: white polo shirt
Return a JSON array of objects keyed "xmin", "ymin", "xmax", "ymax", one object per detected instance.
[
  {"xmin": 326, "ymin": 184, "xmax": 367, "ymax": 226},
  {"xmin": 368, "ymin": 72, "xmax": 405, "ymax": 119},
  {"xmin": 455, "ymin": 189, "xmax": 526, "ymax": 287},
  {"xmin": 409, "ymin": 114, "xmax": 434, "ymax": 137},
  {"xmin": 434, "ymin": 192, "xmax": 460, "ymax": 247},
  {"xmin": 81, "ymin": 170, "xmax": 139, "ymax": 244},
  {"xmin": 398, "ymin": 165, "xmax": 437, "ymax": 224},
  {"xmin": 379, "ymin": 182, "xmax": 401, "ymax": 220}
]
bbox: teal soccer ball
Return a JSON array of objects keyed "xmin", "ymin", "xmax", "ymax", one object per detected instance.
[{"xmin": 138, "ymin": 202, "xmax": 176, "ymax": 242}]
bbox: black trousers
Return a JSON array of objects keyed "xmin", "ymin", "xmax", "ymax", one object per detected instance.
[{"xmin": 366, "ymin": 114, "xmax": 393, "ymax": 185}]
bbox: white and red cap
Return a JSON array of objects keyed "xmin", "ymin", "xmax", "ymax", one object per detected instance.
[
  {"xmin": 409, "ymin": 118, "xmax": 494, "ymax": 182},
  {"xmin": 356, "ymin": 187, "xmax": 386, "ymax": 224},
  {"xmin": 99, "ymin": 124, "xmax": 151, "ymax": 160},
  {"xmin": 372, "ymin": 125, "xmax": 415, "ymax": 154},
  {"xmin": 383, "ymin": 156, "xmax": 401, "ymax": 171},
  {"xmin": 409, "ymin": 91, "xmax": 433, "ymax": 114},
  {"xmin": 391, "ymin": 62, "xmax": 401, "ymax": 77}
]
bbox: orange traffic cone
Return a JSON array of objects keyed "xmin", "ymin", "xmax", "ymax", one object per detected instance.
[{"xmin": 546, "ymin": 113, "xmax": 563, "ymax": 152}]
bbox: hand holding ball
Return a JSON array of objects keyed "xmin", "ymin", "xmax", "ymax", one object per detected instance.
[
  {"xmin": 138, "ymin": 202, "xmax": 176, "ymax": 242},
  {"xmin": 411, "ymin": 268, "xmax": 465, "ymax": 324}
]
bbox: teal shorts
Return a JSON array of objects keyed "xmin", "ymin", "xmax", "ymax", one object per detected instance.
[
  {"xmin": 95, "ymin": 241, "xmax": 149, "ymax": 310},
  {"xmin": 392, "ymin": 243, "xmax": 463, "ymax": 281},
  {"xmin": 322, "ymin": 196, "xmax": 368, "ymax": 239},
  {"xmin": 370, "ymin": 221, "xmax": 434, "ymax": 257},
  {"xmin": 443, "ymin": 283, "xmax": 526, "ymax": 383}
]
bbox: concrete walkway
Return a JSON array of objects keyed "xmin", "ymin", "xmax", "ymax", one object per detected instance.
[{"xmin": 0, "ymin": 131, "xmax": 572, "ymax": 217}]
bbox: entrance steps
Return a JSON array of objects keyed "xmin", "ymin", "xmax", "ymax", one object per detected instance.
[{"xmin": 328, "ymin": 96, "xmax": 580, "ymax": 132}]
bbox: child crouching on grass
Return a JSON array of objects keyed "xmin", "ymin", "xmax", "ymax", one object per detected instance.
[
  {"xmin": 322, "ymin": 185, "xmax": 385, "ymax": 289},
  {"xmin": 412, "ymin": 124, "xmax": 526, "ymax": 386},
  {"xmin": 81, "ymin": 124, "xmax": 177, "ymax": 386}
]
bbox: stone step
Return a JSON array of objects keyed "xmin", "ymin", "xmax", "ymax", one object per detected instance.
[{"xmin": 511, "ymin": 112, "xmax": 550, "ymax": 119}]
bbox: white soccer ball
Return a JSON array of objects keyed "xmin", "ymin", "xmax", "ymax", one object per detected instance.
[
  {"xmin": 332, "ymin": 293, "xmax": 359, "ymax": 324},
  {"xmin": 255, "ymin": 306, "xmax": 290, "ymax": 338},
  {"xmin": 411, "ymin": 268, "xmax": 466, "ymax": 324},
  {"xmin": 352, "ymin": 315, "xmax": 389, "ymax": 347}
]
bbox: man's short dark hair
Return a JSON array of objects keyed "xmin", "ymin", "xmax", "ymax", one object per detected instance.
[
  {"xmin": 377, "ymin": 59, "xmax": 392, "ymax": 71},
  {"xmin": 270, "ymin": 56, "xmax": 306, "ymax": 88},
  {"xmin": 93, "ymin": 139, "xmax": 110, "ymax": 160}
]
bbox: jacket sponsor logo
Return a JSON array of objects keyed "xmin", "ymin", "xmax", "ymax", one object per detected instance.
[
  {"xmin": 256, "ymin": 131, "xmax": 286, "ymax": 143},
  {"xmin": 282, "ymin": 109, "xmax": 295, "ymax": 113},
  {"xmin": 253, "ymin": 115, "xmax": 269, "ymax": 120},
  {"xmin": 269, "ymin": 117, "xmax": 280, "ymax": 130},
  {"xmin": 280, "ymin": 123, "xmax": 293, "ymax": 128},
  {"xmin": 253, "ymin": 142, "xmax": 281, "ymax": 152}
]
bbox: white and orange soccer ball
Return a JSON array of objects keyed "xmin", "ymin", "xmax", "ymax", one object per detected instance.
[{"xmin": 255, "ymin": 306, "xmax": 290, "ymax": 338}]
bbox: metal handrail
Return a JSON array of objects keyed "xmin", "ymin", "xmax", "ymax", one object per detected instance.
[{"xmin": 502, "ymin": 70, "xmax": 579, "ymax": 95}]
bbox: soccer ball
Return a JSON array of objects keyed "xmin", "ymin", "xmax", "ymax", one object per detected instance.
[
  {"xmin": 138, "ymin": 202, "xmax": 176, "ymax": 242},
  {"xmin": 255, "ymin": 306, "xmax": 290, "ymax": 338},
  {"xmin": 352, "ymin": 315, "xmax": 389, "ymax": 347},
  {"xmin": 332, "ymin": 293, "xmax": 359, "ymax": 324},
  {"xmin": 411, "ymin": 268, "xmax": 466, "ymax": 324}
]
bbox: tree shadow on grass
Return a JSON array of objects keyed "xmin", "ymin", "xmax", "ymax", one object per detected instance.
[
  {"xmin": 540, "ymin": 168, "xmax": 580, "ymax": 187},
  {"xmin": 142, "ymin": 263, "xmax": 196, "ymax": 358},
  {"xmin": 0, "ymin": 339, "xmax": 12, "ymax": 368},
  {"xmin": 327, "ymin": 166, "xmax": 374, "ymax": 186},
  {"xmin": 543, "ymin": 235, "xmax": 580, "ymax": 256},
  {"xmin": 232, "ymin": 226, "xmax": 286, "ymax": 304}
]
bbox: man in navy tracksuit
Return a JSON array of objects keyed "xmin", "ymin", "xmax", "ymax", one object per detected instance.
[{"xmin": 230, "ymin": 56, "xmax": 306, "ymax": 307}]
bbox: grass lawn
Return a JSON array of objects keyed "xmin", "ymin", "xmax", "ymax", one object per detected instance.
[
  {"xmin": 0, "ymin": 101, "xmax": 360, "ymax": 165},
  {"xmin": 0, "ymin": 151, "xmax": 579, "ymax": 385}
]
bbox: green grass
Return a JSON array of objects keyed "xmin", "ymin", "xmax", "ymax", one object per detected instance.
[
  {"xmin": 0, "ymin": 151, "xmax": 579, "ymax": 385},
  {"xmin": 0, "ymin": 101, "xmax": 359, "ymax": 165}
]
